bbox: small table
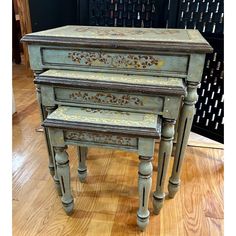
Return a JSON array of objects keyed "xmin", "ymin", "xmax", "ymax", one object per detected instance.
[{"xmin": 43, "ymin": 105, "xmax": 161, "ymax": 230}]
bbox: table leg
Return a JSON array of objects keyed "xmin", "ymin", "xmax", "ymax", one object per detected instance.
[
  {"xmin": 36, "ymin": 86, "xmax": 62, "ymax": 195},
  {"xmin": 77, "ymin": 146, "xmax": 88, "ymax": 182},
  {"xmin": 45, "ymin": 106, "xmax": 62, "ymax": 196},
  {"xmin": 36, "ymin": 84, "xmax": 62, "ymax": 196},
  {"xmin": 153, "ymin": 119, "xmax": 175, "ymax": 214},
  {"xmin": 36, "ymin": 86, "xmax": 55, "ymax": 176},
  {"xmin": 168, "ymin": 82, "xmax": 199, "ymax": 198},
  {"xmin": 137, "ymin": 155, "xmax": 153, "ymax": 231},
  {"xmin": 54, "ymin": 146, "xmax": 74, "ymax": 215}
]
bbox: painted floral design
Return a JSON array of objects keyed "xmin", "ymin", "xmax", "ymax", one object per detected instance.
[
  {"xmin": 65, "ymin": 131, "xmax": 136, "ymax": 147},
  {"xmin": 80, "ymin": 108, "xmax": 130, "ymax": 116},
  {"xmin": 69, "ymin": 91, "xmax": 144, "ymax": 106},
  {"xmin": 74, "ymin": 27, "xmax": 180, "ymax": 37},
  {"xmin": 67, "ymin": 51, "xmax": 159, "ymax": 69}
]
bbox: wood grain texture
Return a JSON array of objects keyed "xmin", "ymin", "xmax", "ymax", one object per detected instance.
[
  {"xmin": 16, "ymin": 0, "xmax": 32, "ymax": 76},
  {"xmin": 13, "ymin": 63, "xmax": 224, "ymax": 235}
]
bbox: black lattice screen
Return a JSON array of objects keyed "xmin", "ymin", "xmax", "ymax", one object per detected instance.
[
  {"xmin": 89, "ymin": 0, "xmax": 161, "ymax": 27},
  {"xmin": 85, "ymin": 0, "xmax": 224, "ymax": 143},
  {"xmin": 177, "ymin": 0, "xmax": 224, "ymax": 34},
  {"xmin": 171, "ymin": 0, "xmax": 224, "ymax": 143},
  {"xmin": 192, "ymin": 37, "xmax": 223, "ymax": 143}
]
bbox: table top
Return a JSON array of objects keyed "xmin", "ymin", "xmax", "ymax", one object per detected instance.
[
  {"xmin": 38, "ymin": 69, "xmax": 186, "ymax": 95},
  {"xmin": 44, "ymin": 106, "xmax": 161, "ymax": 138},
  {"xmin": 21, "ymin": 25, "xmax": 212, "ymax": 53},
  {"xmin": 48, "ymin": 106, "xmax": 157, "ymax": 128}
]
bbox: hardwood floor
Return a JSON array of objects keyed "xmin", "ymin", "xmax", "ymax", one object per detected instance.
[{"xmin": 12, "ymin": 63, "xmax": 224, "ymax": 236}]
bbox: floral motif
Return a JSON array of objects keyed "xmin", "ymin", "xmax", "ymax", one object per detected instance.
[
  {"xmin": 64, "ymin": 131, "xmax": 137, "ymax": 147},
  {"xmin": 67, "ymin": 51, "xmax": 159, "ymax": 69},
  {"xmin": 69, "ymin": 91, "xmax": 144, "ymax": 106},
  {"xmin": 80, "ymin": 108, "xmax": 130, "ymax": 116},
  {"xmin": 74, "ymin": 27, "xmax": 180, "ymax": 37},
  {"xmin": 68, "ymin": 51, "xmax": 111, "ymax": 65}
]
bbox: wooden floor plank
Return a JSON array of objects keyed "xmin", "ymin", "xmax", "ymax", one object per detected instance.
[{"xmin": 12, "ymin": 62, "xmax": 224, "ymax": 236}]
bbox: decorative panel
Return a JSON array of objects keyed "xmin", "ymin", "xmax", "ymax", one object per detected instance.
[{"xmin": 64, "ymin": 130, "xmax": 138, "ymax": 149}]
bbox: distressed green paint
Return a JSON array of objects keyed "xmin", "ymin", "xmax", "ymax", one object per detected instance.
[
  {"xmin": 48, "ymin": 129, "xmax": 65, "ymax": 147},
  {"xmin": 153, "ymin": 119, "xmax": 175, "ymax": 214},
  {"xmin": 137, "ymin": 156, "xmax": 153, "ymax": 231},
  {"xmin": 35, "ymin": 86, "xmax": 55, "ymax": 177},
  {"xmin": 77, "ymin": 146, "xmax": 88, "ymax": 182},
  {"xmin": 187, "ymin": 54, "xmax": 206, "ymax": 82},
  {"xmin": 48, "ymin": 129, "xmax": 74, "ymax": 213},
  {"xmin": 28, "ymin": 45, "xmax": 42, "ymax": 71},
  {"xmin": 54, "ymin": 146, "xmax": 74, "ymax": 215},
  {"xmin": 138, "ymin": 138, "xmax": 155, "ymax": 157},
  {"xmin": 168, "ymin": 82, "xmax": 199, "ymax": 199},
  {"xmin": 162, "ymin": 96, "xmax": 183, "ymax": 119},
  {"xmin": 41, "ymin": 86, "xmax": 54, "ymax": 106},
  {"xmin": 45, "ymin": 105, "xmax": 62, "ymax": 196}
]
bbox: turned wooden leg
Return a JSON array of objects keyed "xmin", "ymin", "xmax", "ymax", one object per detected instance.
[
  {"xmin": 137, "ymin": 156, "xmax": 153, "ymax": 231},
  {"xmin": 77, "ymin": 146, "xmax": 88, "ymax": 182},
  {"xmin": 36, "ymin": 86, "xmax": 55, "ymax": 177},
  {"xmin": 153, "ymin": 119, "xmax": 175, "ymax": 215},
  {"xmin": 172, "ymin": 114, "xmax": 181, "ymax": 156},
  {"xmin": 36, "ymin": 86, "xmax": 61, "ymax": 195},
  {"xmin": 45, "ymin": 130, "xmax": 55, "ymax": 177},
  {"xmin": 168, "ymin": 82, "xmax": 199, "ymax": 198},
  {"xmin": 54, "ymin": 146, "xmax": 74, "ymax": 215},
  {"xmin": 45, "ymin": 105, "xmax": 61, "ymax": 196}
]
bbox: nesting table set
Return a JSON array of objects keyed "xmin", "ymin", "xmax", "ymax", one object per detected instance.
[{"xmin": 22, "ymin": 26, "xmax": 212, "ymax": 230}]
